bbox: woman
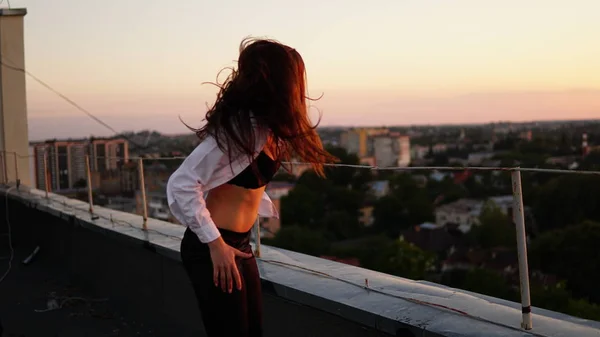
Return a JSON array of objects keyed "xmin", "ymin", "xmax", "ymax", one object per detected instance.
[{"xmin": 166, "ymin": 38, "xmax": 337, "ymax": 337}]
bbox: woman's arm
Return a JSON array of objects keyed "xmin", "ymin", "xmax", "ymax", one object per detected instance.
[
  {"xmin": 166, "ymin": 142, "xmax": 222, "ymax": 243},
  {"xmin": 166, "ymin": 140, "xmax": 252, "ymax": 293}
]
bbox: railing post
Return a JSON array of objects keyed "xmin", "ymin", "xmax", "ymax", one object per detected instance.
[
  {"xmin": 0, "ymin": 151, "xmax": 7, "ymax": 184},
  {"xmin": 511, "ymin": 169, "xmax": 533, "ymax": 330},
  {"xmin": 254, "ymin": 217, "xmax": 261, "ymax": 258},
  {"xmin": 13, "ymin": 152, "xmax": 20, "ymax": 189},
  {"xmin": 138, "ymin": 158, "xmax": 148, "ymax": 231},
  {"xmin": 85, "ymin": 155, "xmax": 95, "ymax": 215},
  {"xmin": 43, "ymin": 151, "xmax": 49, "ymax": 198}
]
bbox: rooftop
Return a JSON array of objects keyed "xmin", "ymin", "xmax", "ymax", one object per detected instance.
[
  {"xmin": 435, "ymin": 199, "xmax": 483, "ymax": 214},
  {"xmin": 2, "ymin": 184, "xmax": 599, "ymax": 336}
]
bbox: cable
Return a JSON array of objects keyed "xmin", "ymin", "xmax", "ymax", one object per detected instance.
[
  {"xmin": 259, "ymin": 258, "xmax": 547, "ymax": 336},
  {"xmin": 27, "ymin": 191, "xmax": 183, "ymax": 242},
  {"xmin": 26, "ymin": 151, "xmax": 600, "ymax": 176},
  {"xmin": 0, "ymin": 56, "xmax": 147, "ymax": 149},
  {"xmin": 0, "ymin": 186, "xmax": 15, "ymax": 285},
  {"xmin": 287, "ymin": 161, "xmax": 600, "ymax": 176}
]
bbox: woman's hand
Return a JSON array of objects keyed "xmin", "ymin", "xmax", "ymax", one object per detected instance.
[{"xmin": 207, "ymin": 237, "xmax": 253, "ymax": 293}]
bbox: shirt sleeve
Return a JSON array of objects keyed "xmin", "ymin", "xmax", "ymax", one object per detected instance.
[{"xmin": 166, "ymin": 140, "xmax": 222, "ymax": 244}]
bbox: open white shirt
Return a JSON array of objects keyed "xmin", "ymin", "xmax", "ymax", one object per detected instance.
[{"xmin": 166, "ymin": 127, "xmax": 279, "ymax": 243}]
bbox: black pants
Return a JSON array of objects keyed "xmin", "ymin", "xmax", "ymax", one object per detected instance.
[{"xmin": 181, "ymin": 227, "xmax": 263, "ymax": 337}]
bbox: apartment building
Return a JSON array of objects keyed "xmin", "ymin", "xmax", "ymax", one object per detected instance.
[
  {"xmin": 340, "ymin": 127, "xmax": 388, "ymax": 158},
  {"xmin": 340, "ymin": 128, "xmax": 411, "ymax": 168},
  {"xmin": 32, "ymin": 138, "xmax": 129, "ymax": 192},
  {"xmin": 89, "ymin": 138, "xmax": 129, "ymax": 172},
  {"xmin": 372, "ymin": 133, "xmax": 411, "ymax": 167},
  {"xmin": 434, "ymin": 196, "xmax": 516, "ymax": 233}
]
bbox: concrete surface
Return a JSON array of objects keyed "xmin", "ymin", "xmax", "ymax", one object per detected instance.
[{"xmin": 0, "ymin": 189, "xmax": 391, "ymax": 337}]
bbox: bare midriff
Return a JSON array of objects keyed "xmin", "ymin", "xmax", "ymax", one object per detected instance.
[
  {"xmin": 206, "ymin": 144, "xmax": 276, "ymax": 234},
  {"xmin": 206, "ymin": 181, "xmax": 267, "ymax": 234}
]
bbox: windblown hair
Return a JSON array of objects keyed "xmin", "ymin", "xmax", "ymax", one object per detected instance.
[{"xmin": 189, "ymin": 37, "xmax": 337, "ymax": 177}]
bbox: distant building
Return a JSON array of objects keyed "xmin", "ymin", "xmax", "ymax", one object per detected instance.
[
  {"xmin": 434, "ymin": 196, "xmax": 517, "ymax": 233},
  {"xmin": 32, "ymin": 137, "xmax": 129, "ymax": 192},
  {"xmin": 519, "ymin": 130, "xmax": 533, "ymax": 142},
  {"xmin": 411, "ymin": 145, "xmax": 429, "ymax": 160},
  {"xmin": 467, "ymin": 152, "xmax": 496, "ymax": 165},
  {"xmin": 412, "ymin": 143, "xmax": 449, "ymax": 160},
  {"xmin": 372, "ymin": 133, "xmax": 411, "ymax": 167},
  {"xmin": 429, "ymin": 171, "xmax": 452, "ymax": 182},
  {"xmin": 287, "ymin": 163, "xmax": 311, "ymax": 178},
  {"xmin": 340, "ymin": 127, "xmax": 388, "ymax": 158},
  {"xmin": 339, "ymin": 128, "xmax": 410, "ymax": 167},
  {"xmin": 396, "ymin": 135, "xmax": 411, "ymax": 167},
  {"xmin": 448, "ymin": 157, "xmax": 468, "ymax": 166},
  {"xmin": 105, "ymin": 196, "xmax": 136, "ymax": 213},
  {"xmin": 260, "ymin": 181, "xmax": 295, "ymax": 238},
  {"xmin": 136, "ymin": 190, "xmax": 172, "ymax": 222},
  {"xmin": 546, "ymin": 156, "xmax": 578, "ymax": 168},
  {"xmin": 373, "ymin": 135, "xmax": 396, "ymax": 167},
  {"xmin": 400, "ymin": 222, "xmax": 464, "ymax": 256},
  {"xmin": 359, "ymin": 156, "xmax": 376, "ymax": 167},
  {"xmin": 131, "ymin": 162, "xmax": 175, "ymax": 221},
  {"xmin": 358, "ymin": 206, "xmax": 375, "ymax": 227},
  {"xmin": 89, "ymin": 138, "xmax": 129, "ymax": 173},
  {"xmin": 435, "ymin": 199, "xmax": 483, "ymax": 233},
  {"xmin": 368, "ymin": 180, "xmax": 390, "ymax": 198},
  {"xmin": 487, "ymin": 195, "xmax": 515, "ymax": 216}
]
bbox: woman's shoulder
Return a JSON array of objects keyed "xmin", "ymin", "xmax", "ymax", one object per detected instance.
[{"xmin": 185, "ymin": 133, "xmax": 222, "ymax": 161}]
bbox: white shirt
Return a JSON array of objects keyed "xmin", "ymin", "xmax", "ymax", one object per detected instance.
[{"xmin": 166, "ymin": 127, "xmax": 279, "ymax": 243}]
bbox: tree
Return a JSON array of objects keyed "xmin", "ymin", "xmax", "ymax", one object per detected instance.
[
  {"xmin": 264, "ymin": 225, "xmax": 330, "ymax": 256},
  {"xmin": 427, "ymin": 176, "xmax": 468, "ymax": 204},
  {"xmin": 461, "ymin": 268, "xmax": 517, "ymax": 301},
  {"xmin": 378, "ymin": 239, "xmax": 437, "ymax": 280},
  {"xmin": 581, "ymin": 151, "xmax": 600, "ymax": 170},
  {"xmin": 323, "ymin": 146, "xmax": 372, "ymax": 192},
  {"xmin": 280, "ymin": 146, "xmax": 370, "ymax": 241},
  {"xmin": 333, "ymin": 236, "xmax": 436, "ymax": 280},
  {"xmin": 468, "ymin": 201, "xmax": 515, "ymax": 249},
  {"xmin": 372, "ymin": 173, "xmax": 434, "ymax": 237},
  {"xmin": 532, "ymin": 175, "xmax": 600, "ymax": 232},
  {"xmin": 442, "ymin": 269, "xmax": 600, "ymax": 320},
  {"xmin": 280, "ymin": 184, "xmax": 325, "ymax": 229},
  {"xmin": 530, "ymin": 281, "xmax": 600, "ymax": 321},
  {"xmin": 372, "ymin": 195, "xmax": 409, "ymax": 237},
  {"xmin": 529, "ymin": 221, "xmax": 600, "ymax": 304}
]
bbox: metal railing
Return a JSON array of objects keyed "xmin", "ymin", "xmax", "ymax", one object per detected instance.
[{"xmin": 2, "ymin": 149, "xmax": 600, "ymax": 331}]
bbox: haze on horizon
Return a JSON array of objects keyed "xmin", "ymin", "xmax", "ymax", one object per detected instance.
[{"xmin": 11, "ymin": 0, "xmax": 600, "ymax": 140}]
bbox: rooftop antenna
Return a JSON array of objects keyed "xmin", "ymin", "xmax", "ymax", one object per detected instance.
[{"xmin": 0, "ymin": 0, "xmax": 11, "ymax": 9}]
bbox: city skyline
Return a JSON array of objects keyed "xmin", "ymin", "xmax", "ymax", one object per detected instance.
[{"xmin": 8, "ymin": 0, "xmax": 600, "ymax": 139}]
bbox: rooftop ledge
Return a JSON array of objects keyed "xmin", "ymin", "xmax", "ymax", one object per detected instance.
[
  {"xmin": 0, "ymin": 8, "xmax": 27, "ymax": 16},
  {"xmin": 2, "ymin": 184, "xmax": 600, "ymax": 337}
]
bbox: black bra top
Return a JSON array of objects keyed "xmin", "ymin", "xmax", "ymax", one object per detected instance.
[{"xmin": 226, "ymin": 151, "xmax": 280, "ymax": 189}]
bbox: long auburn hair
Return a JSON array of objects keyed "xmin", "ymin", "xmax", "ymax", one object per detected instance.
[{"xmin": 188, "ymin": 37, "xmax": 337, "ymax": 177}]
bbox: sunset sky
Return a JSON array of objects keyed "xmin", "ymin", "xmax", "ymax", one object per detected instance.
[{"xmin": 9, "ymin": 0, "xmax": 600, "ymax": 140}]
